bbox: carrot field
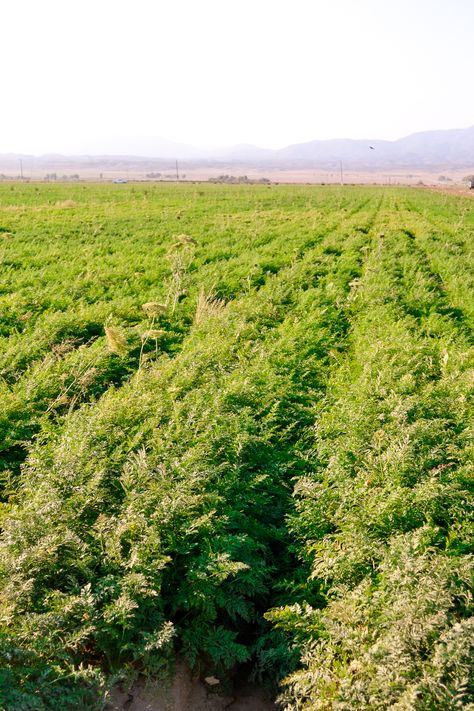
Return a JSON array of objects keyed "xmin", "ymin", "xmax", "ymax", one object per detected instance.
[{"xmin": 0, "ymin": 183, "xmax": 472, "ymax": 710}]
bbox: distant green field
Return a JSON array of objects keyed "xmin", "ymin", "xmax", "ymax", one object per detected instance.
[{"xmin": 0, "ymin": 183, "xmax": 472, "ymax": 710}]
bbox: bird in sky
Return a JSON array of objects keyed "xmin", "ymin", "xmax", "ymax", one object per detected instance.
[{"xmin": 369, "ymin": 145, "xmax": 375, "ymax": 150}]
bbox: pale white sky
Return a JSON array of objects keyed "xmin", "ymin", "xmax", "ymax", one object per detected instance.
[{"xmin": 1, "ymin": 0, "xmax": 473, "ymax": 154}]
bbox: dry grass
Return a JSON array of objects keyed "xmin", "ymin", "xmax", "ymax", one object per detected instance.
[
  {"xmin": 55, "ymin": 199, "xmax": 77, "ymax": 208},
  {"xmin": 142, "ymin": 302, "xmax": 167, "ymax": 317},
  {"xmin": 105, "ymin": 326, "xmax": 128, "ymax": 356},
  {"xmin": 194, "ymin": 290, "xmax": 225, "ymax": 325},
  {"xmin": 140, "ymin": 329, "xmax": 166, "ymax": 340},
  {"xmin": 172, "ymin": 234, "xmax": 197, "ymax": 247}
]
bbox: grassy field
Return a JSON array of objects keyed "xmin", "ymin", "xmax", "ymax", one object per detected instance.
[{"xmin": 0, "ymin": 183, "xmax": 472, "ymax": 710}]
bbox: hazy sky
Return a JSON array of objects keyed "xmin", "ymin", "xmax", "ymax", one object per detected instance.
[{"xmin": 2, "ymin": 0, "xmax": 473, "ymax": 153}]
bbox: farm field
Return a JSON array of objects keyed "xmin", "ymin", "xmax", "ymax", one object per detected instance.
[{"xmin": 0, "ymin": 183, "xmax": 473, "ymax": 710}]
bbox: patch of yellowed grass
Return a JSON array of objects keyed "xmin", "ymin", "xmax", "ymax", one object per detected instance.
[
  {"xmin": 105, "ymin": 326, "xmax": 128, "ymax": 356},
  {"xmin": 194, "ymin": 290, "xmax": 225, "ymax": 325},
  {"xmin": 142, "ymin": 302, "xmax": 167, "ymax": 316},
  {"xmin": 55, "ymin": 199, "xmax": 77, "ymax": 208}
]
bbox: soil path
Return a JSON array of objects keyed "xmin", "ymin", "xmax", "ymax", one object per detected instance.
[
  {"xmin": 423, "ymin": 185, "xmax": 474, "ymax": 199},
  {"xmin": 107, "ymin": 661, "xmax": 277, "ymax": 711}
]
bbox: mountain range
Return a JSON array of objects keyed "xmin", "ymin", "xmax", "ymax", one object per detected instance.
[{"xmin": 1, "ymin": 126, "xmax": 474, "ymax": 169}]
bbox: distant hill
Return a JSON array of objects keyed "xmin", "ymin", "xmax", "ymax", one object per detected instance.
[
  {"xmin": 276, "ymin": 126, "xmax": 474, "ymax": 167},
  {"xmin": 1, "ymin": 126, "xmax": 473, "ymax": 169},
  {"xmin": 394, "ymin": 126, "xmax": 474, "ymax": 165}
]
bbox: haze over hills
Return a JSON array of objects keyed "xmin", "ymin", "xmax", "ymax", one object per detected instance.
[
  {"xmin": 1, "ymin": 126, "xmax": 473, "ymax": 172},
  {"xmin": 237, "ymin": 126, "xmax": 474, "ymax": 166},
  {"xmin": 276, "ymin": 125, "xmax": 474, "ymax": 167}
]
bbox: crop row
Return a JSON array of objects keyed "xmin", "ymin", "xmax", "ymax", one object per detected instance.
[
  {"xmin": 0, "ymin": 184, "xmax": 472, "ymax": 710},
  {"xmin": 273, "ymin": 195, "xmax": 473, "ymax": 708},
  {"xmin": 0, "ymin": 185, "xmax": 380, "ymax": 709}
]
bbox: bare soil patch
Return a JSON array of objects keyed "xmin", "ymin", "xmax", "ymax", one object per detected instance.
[
  {"xmin": 106, "ymin": 661, "xmax": 277, "ymax": 711},
  {"xmin": 424, "ymin": 185, "xmax": 474, "ymax": 199}
]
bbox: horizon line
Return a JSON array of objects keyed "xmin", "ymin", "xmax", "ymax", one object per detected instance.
[{"xmin": 1, "ymin": 123, "xmax": 473, "ymax": 159}]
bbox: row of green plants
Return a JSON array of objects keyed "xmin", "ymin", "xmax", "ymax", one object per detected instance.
[
  {"xmin": 0, "ymin": 184, "xmax": 379, "ymax": 708},
  {"xmin": 272, "ymin": 196, "xmax": 474, "ymax": 708},
  {"xmin": 0, "ymin": 184, "xmax": 368, "ymax": 492},
  {"xmin": 0, "ymin": 184, "xmax": 472, "ymax": 709}
]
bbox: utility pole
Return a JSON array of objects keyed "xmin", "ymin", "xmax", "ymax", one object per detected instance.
[
  {"xmin": 340, "ymin": 160, "xmax": 344, "ymax": 186},
  {"xmin": 175, "ymin": 159, "xmax": 179, "ymax": 181}
]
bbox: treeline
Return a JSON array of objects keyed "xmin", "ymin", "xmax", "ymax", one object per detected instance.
[{"xmin": 209, "ymin": 175, "xmax": 271, "ymax": 184}]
